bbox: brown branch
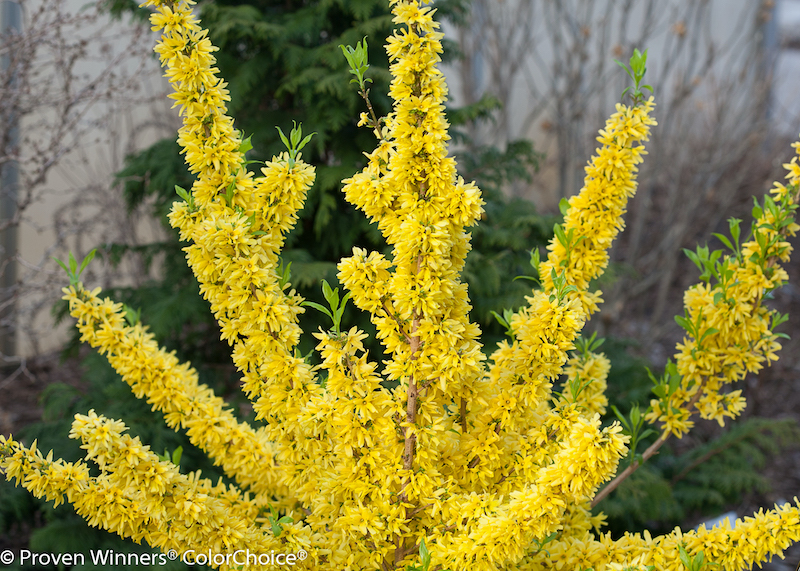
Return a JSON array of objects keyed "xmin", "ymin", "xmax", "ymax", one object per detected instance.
[
  {"xmin": 592, "ymin": 381, "xmax": 706, "ymax": 507},
  {"xmin": 358, "ymin": 86, "xmax": 383, "ymax": 141},
  {"xmin": 405, "ymin": 502, "xmax": 432, "ymax": 518},
  {"xmin": 670, "ymin": 433, "xmax": 744, "ymax": 486},
  {"xmin": 467, "ymin": 423, "xmax": 501, "ymax": 470},
  {"xmin": 402, "ymin": 330, "xmax": 420, "ymax": 475},
  {"xmin": 591, "ymin": 431, "xmax": 668, "ymax": 507},
  {"xmin": 391, "ymin": 20, "xmax": 439, "ymax": 570},
  {"xmin": 399, "ymin": 311, "xmax": 423, "ymax": 503},
  {"xmin": 382, "ymin": 300, "xmax": 413, "ymax": 345}
]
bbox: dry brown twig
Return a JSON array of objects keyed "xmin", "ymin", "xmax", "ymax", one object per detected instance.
[
  {"xmin": 1, "ymin": 0, "xmax": 176, "ymax": 372},
  {"xmin": 450, "ymin": 0, "xmax": 789, "ymax": 355}
]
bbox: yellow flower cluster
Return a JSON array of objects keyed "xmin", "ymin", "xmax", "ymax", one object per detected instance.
[
  {"xmin": 452, "ymin": 96, "xmax": 656, "ymax": 506},
  {"xmin": 151, "ymin": 0, "xmax": 327, "ymax": 509},
  {"xmin": 539, "ymin": 99, "xmax": 657, "ymax": 317},
  {"xmin": 61, "ymin": 285, "xmax": 283, "ymax": 498},
  {"xmin": 0, "ymin": 413, "xmax": 306, "ymax": 563},
  {"xmin": 2, "ymin": 0, "xmax": 800, "ymax": 570},
  {"xmin": 561, "ymin": 351, "xmax": 610, "ymax": 418},
  {"xmin": 647, "ymin": 144, "xmax": 800, "ymax": 438},
  {"xmin": 520, "ymin": 498, "xmax": 800, "ymax": 571}
]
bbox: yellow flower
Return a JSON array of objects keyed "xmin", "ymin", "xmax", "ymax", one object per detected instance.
[{"xmin": 4, "ymin": 1, "xmax": 800, "ymax": 569}]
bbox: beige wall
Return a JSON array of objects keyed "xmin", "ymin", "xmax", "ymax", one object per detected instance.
[
  {"xmin": 441, "ymin": 0, "xmax": 781, "ymax": 207},
  {"xmin": 5, "ymin": 0, "xmax": 177, "ymax": 358}
]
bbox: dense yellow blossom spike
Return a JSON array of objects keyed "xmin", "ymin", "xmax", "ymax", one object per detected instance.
[
  {"xmin": 540, "ymin": 98, "xmax": 657, "ymax": 316},
  {"xmin": 337, "ymin": 3, "xmax": 488, "ymax": 561},
  {"xmin": 1, "ymin": 420, "xmax": 318, "ymax": 569},
  {"xmin": 424, "ymin": 414, "xmax": 628, "ymax": 571},
  {"xmin": 149, "ymin": 0, "xmax": 334, "ymax": 504},
  {"xmin": 647, "ymin": 142, "xmax": 800, "ymax": 438},
  {"xmin": 518, "ymin": 499, "xmax": 800, "ymax": 571},
  {"xmin": 561, "ymin": 351, "xmax": 611, "ymax": 418},
  {"xmin": 61, "ymin": 285, "xmax": 284, "ymax": 498},
  {"xmin": 462, "ymin": 99, "xmax": 655, "ymax": 493}
]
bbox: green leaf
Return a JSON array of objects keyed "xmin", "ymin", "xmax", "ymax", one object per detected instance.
[
  {"xmin": 171, "ymin": 446, "xmax": 183, "ymax": 466},
  {"xmin": 684, "ymin": 248, "xmax": 702, "ymax": 272},
  {"xmin": 53, "ymin": 257, "xmax": 70, "ymax": 275},
  {"xmin": 529, "ymin": 248, "xmax": 541, "ymax": 277},
  {"xmin": 321, "ymin": 279, "xmax": 336, "ymax": 308},
  {"xmin": 752, "ymin": 196, "xmax": 763, "ymax": 220},
  {"xmin": 772, "ymin": 312, "xmax": 789, "ymax": 329},
  {"xmin": 694, "ymin": 550, "xmax": 704, "ymax": 570},
  {"xmin": 297, "ymin": 132, "xmax": 315, "ymax": 152},
  {"xmin": 175, "ymin": 185, "xmax": 190, "ymax": 202},
  {"xmin": 559, "ymin": 197, "xmax": 570, "ymax": 216},
  {"xmin": 78, "ymin": 249, "xmax": 96, "ymax": 275},
  {"xmin": 675, "ymin": 315, "xmax": 693, "ymax": 334},
  {"xmin": 553, "ymin": 223, "xmax": 568, "ymax": 248},
  {"xmin": 490, "ymin": 310, "xmax": 509, "ymax": 330},
  {"xmin": 269, "ymin": 519, "xmax": 282, "ymax": 537},
  {"xmin": 419, "ymin": 539, "xmax": 431, "ymax": 571},
  {"xmin": 339, "ymin": 44, "xmax": 355, "ymax": 67},
  {"xmin": 238, "ymin": 134, "xmax": 253, "ymax": 155},
  {"xmin": 729, "ymin": 217, "xmax": 742, "ymax": 244},
  {"xmin": 276, "ymin": 126, "xmax": 290, "ymax": 150},
  {"xmin": 123, "ymin": 304, "xmax": 141, "ymax": 327},
  {"xmin": 678, "ymin": 545, "xmax": 692, "ymax": 570},
  {"xmin": 302, "ymin": 301, "xmax": 334, "ymax": 322},
  {"xmin": 278, "ymin": 261, "xmax": 293, "ymax": 290},
  {"xmin": 224, "ymin": 179, "xmax": 236, "ymax": 206},
  {"xmin": 712, "ymin": 233, "xmax": 734, "ymax": 252},
  {"xmin": 639, "ymin": 428, "xmax": 655, "ymax": 440},
  {"xmin": 630, "ymin": 404, "xmax": 641, "ymax": 427},
  {"xmin": 708, "ymin": 249, "xmax": 722, "ymax": 269},
  {"xmin": 698, "ymin": 327, "xmax": 718, "ymax": 344},
  {"xmin": 290, "ymin": 122, "xmax": 302, "ymax": 148},
  {"xmin": 611, "ymin": 405, "xmax": 631, "ymax": 433},
  {"xmin": 333, "ymin": 292, "xmax": 351, "ymax": 331},
  {"xmin": 615, "ymin": 59, "xmax": 635, "ymax": 82}
]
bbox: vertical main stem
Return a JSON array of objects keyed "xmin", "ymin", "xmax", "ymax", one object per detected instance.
[
  {"xmin": 403, "ymin": 323, "xmax": 421, "ymax": 472},
  {"xmin": 393, "ymin": 19, "xmax": 428, "ymax": 568},
  {"xmin": 395, "ymin": 298, "xmax": 421, "ymax": 566}
]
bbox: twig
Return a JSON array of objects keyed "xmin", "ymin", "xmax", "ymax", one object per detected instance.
[{"xmin": 592, "ymin": 382, "xmax": 705, "ymax": 507}]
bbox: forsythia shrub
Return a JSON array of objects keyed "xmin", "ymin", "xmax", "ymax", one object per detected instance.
[{"xmin": 2, "ymin": 0, "xmax": 800, "ymax": 569}]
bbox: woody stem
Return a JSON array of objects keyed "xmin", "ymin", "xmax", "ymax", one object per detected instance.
[{"xmin": 592, "ymin": 382, "xmax": 705, "ymax": 507}]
